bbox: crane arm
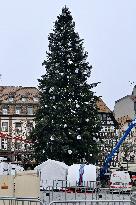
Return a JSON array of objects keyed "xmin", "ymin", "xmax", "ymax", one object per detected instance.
[{"xmin": 100, "ymin": 117, "xmax": 136, "ymax": 177}]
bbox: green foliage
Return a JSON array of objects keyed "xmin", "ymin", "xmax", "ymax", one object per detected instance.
[{"xmin": 31, "ymin": 6, "xmax": 101, "ymax": 165}]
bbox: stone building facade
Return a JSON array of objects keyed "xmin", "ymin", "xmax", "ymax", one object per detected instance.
[
  {"xmin": 0, "ymin": 86, "xmax": 39, "ymax": 162},
  {"xmin": 114, "ymin": 85, "xmax": 136, "ymax": 171}
]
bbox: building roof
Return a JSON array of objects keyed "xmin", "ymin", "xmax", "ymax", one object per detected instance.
[
  {"xmin": 115, "ymin": 95, "xmax": 131, "ymax": 104},
  {"xmin": 0, "ymin": 86, "xmax": 39, "ymax": 103},
  {"xmin": 0, "ymin": 86, "xmax": 112, "ymax": 114},
  {"xmin": 115, "ymin": 95, "xmax": 136, "ymax": 104},
  {"xmin": 97, "ymin": 98, "xmax": 112, "ymax": 113},
  {"xmin": 115, "ymin": 85, "xmax": 136, "ymax": 103}
]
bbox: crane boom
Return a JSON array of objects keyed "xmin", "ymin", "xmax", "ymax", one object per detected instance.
[{"xmin": 100, "ymin": 117, "xmax": 136, "ymax": 177}]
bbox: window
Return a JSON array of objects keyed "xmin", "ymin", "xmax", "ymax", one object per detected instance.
[
  {"xmin": 98, "ymin": 114, "xmax": 102, "ymax": 120},
  {"xmin": 15, "ymin": 122, "xmax": 22, "ymax": 133},
  {"xmin": 27, "ymin": 106, "xmax": 33, "ymax": 115},
  {"xmin": 8, "ymin": 96, "xmax": 14, "ymax": 102},
  {"xmin": 27, "ymin": 122, "xmax": 33, "ymax": 133},
  {"xmin": 15, "ymin": 106, "xmax": 21, "ymax": 114},
  {"xmin": 33, "ymin": 97, "xmax": 39, "ymax": 102},
  {"xmin": 1, "ymin": 139, "xmax": 7, "ymax": 150},
  {"xmin": 15, "ymin": 122, "xmax": 21, "ymax": 128},
  {"xmin": 130, "ymin": 155, "xmax": 135, "ymax": 162},
  {"xmin": 102, "ymin": 114, "xmax": 107, "ymax": 121},
  {"xmin": 2, "ymin": 106, "xmax": 8, "ymax": 115},
  {"xmin": 1, "ymin": 122, "xmax": 8, "ymax": 132},
  {"xmin": 21, "ymin": 97, "xmax": 27, "ymax": 102}
]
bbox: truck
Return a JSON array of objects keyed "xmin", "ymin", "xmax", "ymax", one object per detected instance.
[{"xmin": 110, "ymin": 170, "xmax": 132, "ymax": 192}]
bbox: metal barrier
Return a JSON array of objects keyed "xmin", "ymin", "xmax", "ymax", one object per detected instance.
[
  {"xmin": 42, "ymin": 186, "xmax": 133, "ymax": 204},
  {"xmin": 130, "ymin": 194, "xmax": 136, "ymax": 205},
  {"xmin": 0, "ymin": 197, "xmax": 43, "ymax": 205},
  {"xmin": 40, "ymin": 180, "xmax": 136, "ymax": 205},
  {"xmin": 49, "ymin": 199, "xmax": 131, "ymax": 205}
]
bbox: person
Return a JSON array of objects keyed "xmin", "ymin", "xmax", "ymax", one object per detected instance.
[{"xmin": 78, "ymin": 164, "xmax": 85, "ymax": 186}]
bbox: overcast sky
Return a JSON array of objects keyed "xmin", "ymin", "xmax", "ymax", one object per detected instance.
[{"xmin": 0, "ymin": 0, "xmax": 136, "ymax": 110}]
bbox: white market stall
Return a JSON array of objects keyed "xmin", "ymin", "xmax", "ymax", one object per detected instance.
[
  {"xmin": 35, "ymin": 159, "xmax": 68, "ymax": 190},
  {"xmin": 67, "ymin": 164, "xmax": 96, "ymax": 190},
  {"xmin": 0, "ymin": 162, "xmax": 24, "ymax": 175}
]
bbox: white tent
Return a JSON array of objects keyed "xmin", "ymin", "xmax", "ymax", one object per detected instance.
[
  {"xmin": 34, "ymin": 159, "xmax": 68, "ymax": 190},
  {"xmin": 0, "ymin": 162, "xmax": 24, "ymax": 175},
  {"xmin": 10, "ymin": 163, "xmax": 24, "ymax": 175},
  {"xmin": 0, "ymin": 162, "xmax": 9, "ymax": 175}
]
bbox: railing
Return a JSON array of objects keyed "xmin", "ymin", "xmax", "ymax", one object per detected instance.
[
  {"xmin": 49, "ymin": 199, "xmax": 131, "ymax": 205},
  {"xmin": 0, "ymin": 197, "xmax": 43, "ymax": 205}
]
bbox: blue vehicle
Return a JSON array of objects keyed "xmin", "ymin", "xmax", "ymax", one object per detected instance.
[{"xmin": 100, "ymin": 117, "xmax": 136, "ymax": 179}]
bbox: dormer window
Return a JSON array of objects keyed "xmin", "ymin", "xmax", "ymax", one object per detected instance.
[
  {"xmin": 33, "ymin": 97, "xmax": 38, "ymax": 102},
  {"xmin": 21, "ymin": 96, "xmax": 27, "ymax": 102},
  {"xmin": 9, "ymin": 96, "xmax": 14, "ymax": 102}
]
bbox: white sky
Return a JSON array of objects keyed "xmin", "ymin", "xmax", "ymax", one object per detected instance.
[{"xmin": 0, "ymin": 0, "xmax": 136, "ymax": 110}]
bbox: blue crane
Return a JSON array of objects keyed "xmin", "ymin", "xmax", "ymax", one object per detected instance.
[{"xmin": 100, "ymin": 117, "xmax": 136, "ymax": 178}]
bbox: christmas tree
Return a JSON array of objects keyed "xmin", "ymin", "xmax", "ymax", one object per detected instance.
[{"xmin": 31, "ymin": 6, "xmax": 101, "ymax": 165}]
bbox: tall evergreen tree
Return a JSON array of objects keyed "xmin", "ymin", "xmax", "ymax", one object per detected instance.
[{"xmin": 31, "ymin": 6, "xmax": 101, "ymax": 165}]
